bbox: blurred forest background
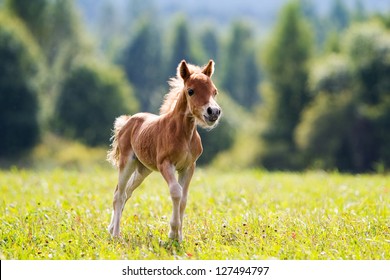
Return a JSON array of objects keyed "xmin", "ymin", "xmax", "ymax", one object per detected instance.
[{"xmin": 1, "ymin": 0, "xmax": 390, "ymax": 172}]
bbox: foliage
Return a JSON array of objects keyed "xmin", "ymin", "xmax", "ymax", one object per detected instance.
[
  {"xmin": 296, "ymin": 21, "xmax": 390, "ymax": 172},
  {"xmin": 6, "ymin": 0, "xmax": 87, "ymax": 65},
  {"xmin": 346, "ymin": 21, "xmax": 390, "ymax": 170},
  {"xmin": 328, "ymin": 0, "xmax": 350, "ymax": 31},
  {"xmin": 220, "ymin": 21, "xmax": 260, "ymax": 108},
  {"xmin": 0, "ymin": 12, "xmax": 42, "ymax": 158},
  {"xmin": 295, "ymin": 93, "xmax": 356, "ymax": 170},
  {"xmin": 1, "ymin": 168, "xmax": 389, "ymax": 259},
  {"xmin": 5, "ymin": 0, "xmax": 93, "ymax": 127},
  {"xmin": 257, "ymin": 1, "xmax": 313, "ymax": 170},
  {"xmin": 5, "ymin": 0, "xmax": 48, "ymax": 42},
  {"xmin": 1, "ymin": 0, "xmax": 390, "ymax": 172},
  {"xmin": 200, "ymin": 27, "xmax": 220, "ymax": 64},
  {"xmin": 55, "ymin": 60, "xmax": 138, "ymax": 146},
  {"xmin": 295, "ymin": 55, "xmax": 355, "ymax": 171},
  {"xmin": 308, "ymin": 54, "xmax": 352, "ymax": 93},
  {"xmin": 119, "ymin": 17, "xmax": 164, "ymax": 112},
  {"xmin": 167, "ymin": 16, "xmax": 197, "ymax": 77}
]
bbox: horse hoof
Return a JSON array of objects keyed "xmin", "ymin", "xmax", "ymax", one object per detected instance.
[
  {"xmin": 108, "ymin": 225, "xmax": 121, "ymax": 238},
  {"xmin": 108, "ymin": 225, "xmax": 114, "ymax": 235},
  {"xmin": 169, "ymin": 231, "xmax": 182, "ymax": 242}
]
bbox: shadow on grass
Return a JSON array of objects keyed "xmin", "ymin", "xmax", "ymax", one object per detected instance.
[{"xmin": 107, "ymin": 232, "xmax": 187, "ymax": 259}]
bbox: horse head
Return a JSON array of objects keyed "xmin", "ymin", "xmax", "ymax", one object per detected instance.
[{"xmin": 179, "ymin": 60, "xmax": 221, "ymax": 129}]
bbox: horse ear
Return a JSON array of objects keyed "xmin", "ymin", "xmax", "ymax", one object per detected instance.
[
  {"xmin": 202, "ymin": 60, "xmax": 214, "ymax": 77},
  {"xmin": 179, "ymin": 60, "xmax": 191, "ymax": 81}
]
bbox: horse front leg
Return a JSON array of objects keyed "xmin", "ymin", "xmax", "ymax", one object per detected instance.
[
  {"xmin": 178, "ymin": 164, "xmax": 195, "ymax": 240},
  {"xmin": 158, "ymin": 161, "xmax": 183, "ymax": 241}
]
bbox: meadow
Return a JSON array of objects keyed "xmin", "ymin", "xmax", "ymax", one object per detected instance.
[{"xmin": 0, "ymin": 167, "xmax": 389, "ymax": 260}]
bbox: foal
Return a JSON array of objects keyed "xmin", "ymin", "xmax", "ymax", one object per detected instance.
[{"xmin": 107, "ymin": 60, "xmax": 221, "ymax": 241}]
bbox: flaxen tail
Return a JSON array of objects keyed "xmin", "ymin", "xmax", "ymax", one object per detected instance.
[{"xmin": 107, "ymin": 115, "xmax": 131, "ymax": 167}]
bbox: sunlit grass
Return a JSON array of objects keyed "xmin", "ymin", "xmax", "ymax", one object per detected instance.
[{"xmin": 0, "ymin": 168, "xmax": 389, "ymax": 260}]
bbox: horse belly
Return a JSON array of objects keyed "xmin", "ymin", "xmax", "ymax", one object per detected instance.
[
  {"xmin": 129, "ymin": 113, "xmax": 160, "ymax": 171},
  {"xmin": 133, "ymin": 144, "xmax": 158, "ymax": 171}
]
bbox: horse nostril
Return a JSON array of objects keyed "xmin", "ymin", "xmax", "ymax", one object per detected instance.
[{"xmin": 207, "ymin": 107, "xmax": 221, "ymax": 120}]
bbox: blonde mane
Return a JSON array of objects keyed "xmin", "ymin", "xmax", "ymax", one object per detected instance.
[{"xmin": 159, "ymin": 63, "xmax": 203, "ymax": 115}]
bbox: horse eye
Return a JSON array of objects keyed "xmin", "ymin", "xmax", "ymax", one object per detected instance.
[{"xmin": 188, "ymin": 89, "xmax": 194, "ymax": 96}]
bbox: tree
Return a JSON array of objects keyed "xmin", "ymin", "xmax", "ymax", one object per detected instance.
[
  {"xmin": 96, "ymin": 0, "xmax": 159, "ymax": 57},
  {"xmin": 346, "ymin": 22, "xmax": 390, "ymax": 105},
  {"xmin": 96, "ymin": 1, "xmax": 120, "ymax": 54},
  {"xmin": 296, "ymin": 21, "xmax": 390, "ymax": 172},
  {"xmin": 295, "ymin": 54, "xmax": 356, "ymax": 170},
  {"xmin": 257, "ymin": 2, "xmax": 313, "ymax": 170},
  {"xmin": 6, "ymin": 0, "xmax": 86, "ymax": 66},
  {"xmin": 299, "ymin": 0, "xmax": 327, "ymax": 47},
  {"xmin": 167, "ymin": 16, "xmax": 197, "ymax": 77},
  {"xmin": 221, "ymin": 21, "xmax": 260, "ymax": 108},
  {"xmin": 345, "ymin": 21, "xmax": 390, "ymax": 170},
  {"xmin": 120, "ymin": 17, "xmax": 164, "ymax": 112},
  {"xmin": 295, "ymin": 93, "xmax": 356, "ymax": 170},
  {"xmin": 5, "ymin": 0, "xmax": 48, "ymax": 43},
  {"xmin": 126, "ymin": 0, "xmax": 158, "ymax": 26},
  {"xmin": 7, "ymin": 0, "xmax": 91, "ymax": 123},
  {"xmin": 200, "ymin": 27, "xmax": 220, "ymax": 63},
  {"xmin": 0, "ymin": 12, "xmax": 42, "ymax": 157},
  {"xmin": 352, "ymin": 0, "xmax": 366, "ymax": 22},
  {"xmin": 55, "ymin": 61, "xmax": 138, "ymax": 146},
  {"xmin": 329, "ymin": 0, "xmax": 350, "ymax": 31}
]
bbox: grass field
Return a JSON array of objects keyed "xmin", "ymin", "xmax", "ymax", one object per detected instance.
[{"xmin": 0, "ymin": 167, "xmax": 389, "ymax": 260}]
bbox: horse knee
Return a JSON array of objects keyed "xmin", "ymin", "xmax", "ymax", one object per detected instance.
[{"xmin": 169, "ymin": 183, "xmax": 182, "ymax": 201}]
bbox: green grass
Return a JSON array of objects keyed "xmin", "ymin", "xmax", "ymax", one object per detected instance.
[{"xmin": 0, "ymin": 168, "xmax": 389, "ymax": 260}]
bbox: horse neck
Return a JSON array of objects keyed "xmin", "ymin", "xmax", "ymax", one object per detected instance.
[{"xmin": 168, "ymin": 89, "xmax": 196, "ymax": 137}]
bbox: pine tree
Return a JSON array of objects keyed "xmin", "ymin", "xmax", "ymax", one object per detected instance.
[
  {"xmin": 258, "ymin": 2, "xmax": 313, "ymax": 170},
  {"xmin": 120, "ymin": 17, "xmax": 163, "ymax": 112},
  {"xmin": 221, "ymin": 21, "xmax": 260, "ymax": 108},
  {"xmin": 167, "ymin": 16, "xmax": 196, "ymax": 77},
  {"xmin": 329, "ymin": 0, "xmax": 350, "ymax": 31},
  {"xmin": 200, "ymin": 27, "xmax": 219, "ymax": 63}
]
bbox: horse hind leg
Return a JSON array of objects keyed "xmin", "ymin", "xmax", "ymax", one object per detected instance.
[
  {"xmin": 124, "ymin": 163, "xmax": 151, "ymax": 203},
  {"xmin": 108, "ymin": 153, "xmax": 137, "ymax": 237},
  {"xmin": 108, "ymin": 156, "xmax": 151, "ymax": 237}
]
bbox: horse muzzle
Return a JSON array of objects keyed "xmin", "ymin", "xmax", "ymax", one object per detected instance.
[{"xmin": 204, "ymin": 106, "xmax": 221, "ymax": 125}]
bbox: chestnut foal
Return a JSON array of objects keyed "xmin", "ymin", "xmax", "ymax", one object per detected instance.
[{"xmin": 107, "ymin": 60, "xmax": 221, "ymax": 241}]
